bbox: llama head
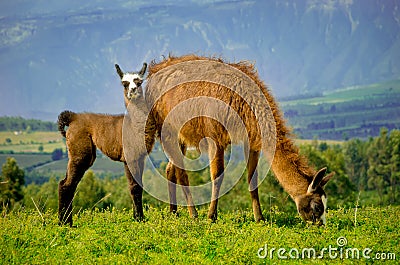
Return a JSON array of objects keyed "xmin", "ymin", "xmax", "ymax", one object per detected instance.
[
  {"xmin": 295, "ymin": 167, "xmax": 334, "ymax": 225},
  {"xmin": 115, "ymin": 63, "xmax": 147, "ymax": 101}
]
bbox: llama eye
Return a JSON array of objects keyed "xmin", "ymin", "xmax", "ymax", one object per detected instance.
[
  {"xmin": 122, "ymin": 81, "xmax": 130, "ymax": 87},
  {"xmin": 134, "ymin": 78, "xmax": 142, "ymax": 86},
  {"xmin": 313, "ymin": 203, "xmax": 323, "ymax": 214}
]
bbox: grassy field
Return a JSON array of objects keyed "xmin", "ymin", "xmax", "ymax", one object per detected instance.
[
  {"xmin": 0, "ymin": 153, "xmax": 52, "ymax": 169},
  {"xmin": 39, "ymin": 156, "xmax": 124, "ymax": 174},
  {"xmin": 0, "ymin": 130, "xmax": 126, "ymax": 175},
  {"xmin": 280, "ymin": 79, "xmax": 400, "ymax": 139},
  {"xmin": 0, "ymin": 131, "xmax": 167, "ymax": 175},
  {"xmin": 0, "ymin": 206, "xmax": 398, "ymax": 264},
  {"xmin": 281, "ymin": 79, "xmax": 400, "ymax": 106},
  {"xmin": 0, "ymin": 131, "xmax": 64, "ymax": 153},
  {"xmin": 0, "ymin": 154, "xmax": 125, "ymax": 177}
]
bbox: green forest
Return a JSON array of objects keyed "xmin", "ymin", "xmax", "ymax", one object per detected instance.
[{"xmin": 0, "ymin": 116, "xmax": 58, "ymax": 132}]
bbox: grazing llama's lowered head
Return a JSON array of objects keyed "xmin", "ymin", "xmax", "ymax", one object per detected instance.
[
  {"xmin": 115, "ymin": 63, "xmax": 147, "ymax": 105},
  {"xmin": 295, "ymin": 167, "xmax": 335, "ymax": 225}
]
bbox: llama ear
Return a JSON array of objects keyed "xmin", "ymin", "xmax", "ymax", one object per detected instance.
[
  {"xmin": 320, "ymin": 172, "xmax": 335, "ymax": 187},
  {"xmin": 139, "ymin": 62, "xmax": 147, "ymax": 76},
  {"xmin": 307, "ymin": 167, "xmax": 327, "ymax": 193},
  {"xmin": 115, "ymin": 64, "xmax": 124, "ymax": 79}
]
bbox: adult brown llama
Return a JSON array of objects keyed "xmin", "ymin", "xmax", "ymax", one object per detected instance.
[
  {"xmin": 139, "ymin": 54, "xmax": 334, "ymax": 224},
  {"xmin": 57, "ymin": 63, "xmax": 149, "ymax": 226}
]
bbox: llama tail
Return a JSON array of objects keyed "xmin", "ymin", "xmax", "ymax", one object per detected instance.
[{"xmin": 58, "ymin": 110, "xmax": 76, "ymax": 137}]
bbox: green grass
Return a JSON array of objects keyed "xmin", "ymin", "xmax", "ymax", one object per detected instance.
[
  {"xmin": 280, "ymin": 79, "xmax": 400, "ymax": 139},
  {"xmin": 0, "ymin": 131, "xmax": 65, "ymax": 153},
  {"xmin": 0, "ymin": 131, "xmax": 61, "ymax": 144},
  {"xmin": 0, "ymin": 142, "xmax": 65, "ymax": 153},
  {"xmin": 295, "ymin": 139, "xmax": 343, "ymax": 146},
  {"xmin": 1, "ymin": 206, "xmax": 398, "ymax": 264},
  {"xmin": 281, "ymin": 79, "xmax": 400, "ymax": 106},
  {"xmin": 0, "ymin": 154, "xmax": 52, "ymax": 169},
  {"xmin": 0, "ymin": 154, "xmax": 124, "ymax": 174}
]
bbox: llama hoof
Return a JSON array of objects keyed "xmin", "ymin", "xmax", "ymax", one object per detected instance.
[
  {"xmin": 255, "ymin": 214, "xmax": 266, "ymax": 223},
  {"xmin": 171, "ymin": 211, "xmax": 180, "ymax": 217},
  {"xmin": 191, "ymin": 213, "xmax": 199, "ymax": 219},
  {"xmin": 58, "ymin": 220, "xmax": 74, "ymax": 227},
  {"xmin": 133, "ymin": 214, "xmax": 145, "ymax": 222},
  {"xmin": 208, "ymin": 214, "xmax": 218, "ymax": 223}
]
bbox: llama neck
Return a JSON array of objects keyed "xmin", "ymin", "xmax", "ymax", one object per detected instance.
[
  {"xmin": 270, "ymin": 139, "xmax": 314, "ymax": 199},
  {"xmin": 125, "ymin": 96, "xmax": 148, "ymax": 110}
]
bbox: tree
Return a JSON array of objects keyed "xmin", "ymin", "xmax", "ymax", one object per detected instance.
[
  {"xmin": 299, "ymin": 143, "xmax": 356, "ymax": 207},
  {"xmin": 0, "ymin": 157, "xmax": 25, "ymax": 210},
  {"xmin": 23, "ymin": 183, "xmax": 41, "ymax": 210},
  {"xmin": 344, "ymin": 139, "xmax": 368, "ymax": 190},
  {"xmin": 74, "ymin": 170, "xmax": 108, "ymax": 211},
  {"xmin": 388, "ymin": 130, "xmax": 400, "ymax": 204},
  {"xmin": 24, "ymin": 176, "xmax": 59, "ymax": 212},
  {"xmin": 38, "ymin": 145, "xmax": 44, "ymax": 153},
  {"xmin": 51, "ymin": 148, "xmax": 64, "ymax": 161},
  {"xmin": 367, "ymin": 128, "xmax": 392, "ymax": 204},
  {"xmin": 25, "ymin": 125, "xmax": 32, "ymax": 134},
  {"xmin": 102, "ymin": 175, "xmax": 132, "ymax": 209}
]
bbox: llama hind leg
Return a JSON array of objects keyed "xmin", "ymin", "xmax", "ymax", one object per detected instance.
[
  {"xmin": 124, "ymin": 158, "xmax": 144, "ymax": 221},
  {"xmin": 166, "ymin": 155, "xmax": 198, "ymax": 217},
  {"xmin": 58, "ymin": 138, "xmax": 95, "ymax": 226},
  {"xmin": 166, "ymin": 162, "xmax": 178, "ymax": 214},
  {"xmin": 58, "ymin": 159, "xmax": 93, "ymax": 226},
  {"xmin": 208, "ymin": 146, "xmax": 225, "ymax": 222},
  {"xmin": 58, "ymin": 170, "xmax": 82, "ymax": 226},
  {"xmin": 180, "ymin": 144, "xmax": 198, "ymax": 218},
  {"xmin": 247, "ymin": 150, "xmax": 265, "ymax": 222},
  {"xmin": 176, "ymin": 167, "xmax": 198, "ymax": 218}
]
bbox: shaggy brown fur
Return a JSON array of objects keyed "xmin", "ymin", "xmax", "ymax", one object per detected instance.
[
  {"xmin": 144, "ymin": 54, "xmax": 334, "ymax": 223},
  {"xmin": 57, "ymin": 64, "xmax": 150, "ymax": 226}
]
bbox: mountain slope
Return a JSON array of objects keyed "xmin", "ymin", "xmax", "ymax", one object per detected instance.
[{"xmin": 0, "ymin": 0, "xmax": 399, "ymax": 120}]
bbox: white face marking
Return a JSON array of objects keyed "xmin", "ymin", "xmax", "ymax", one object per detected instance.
[
  {"xmin": 321, "ymin": 194, "xmax": 327, "ymax": 225},
  {"xmin": 307, "ymin": 183, "xmax": 313, "ymax": 194},
  {"xmin": 122, "ymin": 73, "xmax": 143, "ymax": 98}
]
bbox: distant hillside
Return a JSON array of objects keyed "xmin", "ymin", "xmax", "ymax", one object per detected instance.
[
  {"xmin": 2, "ymin": 80, "xmax": 399, "ymax": 140},
  {"xmin": 280, "ymin": 79, "xmax": 400, "ymax": 140},
  {"xmin": 0, "ymin": 0, "xmax": 399, "ymax": 120},
  {"xmin": 0, "ymin": 116, "xmax": 57, "ymax": 132}
]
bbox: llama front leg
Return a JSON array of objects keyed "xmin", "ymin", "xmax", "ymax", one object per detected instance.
[
  {"xmin": 247, "ymin": 150, "xmax": 265, "ymax": 222},
  {"xmin": 208, "ymin": 146, "xmax": 225, "ymax": 222},
  {"xmin": 124, "ymin": 159, "xmax": 144, "ymax": 221}
]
